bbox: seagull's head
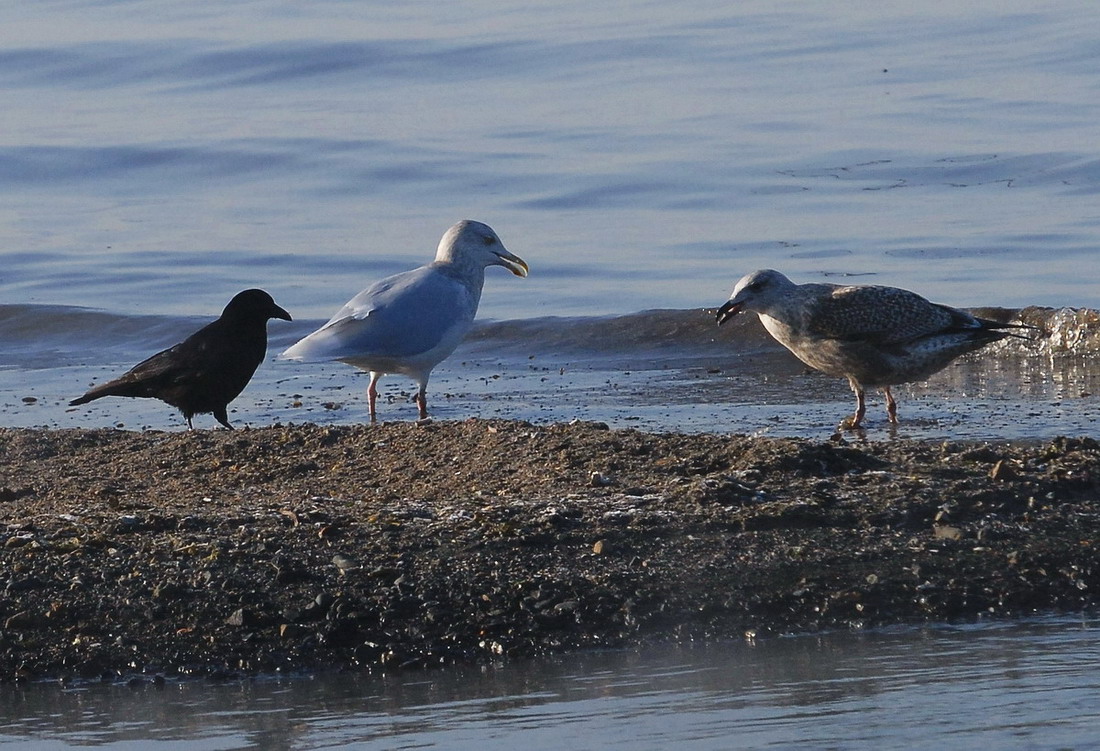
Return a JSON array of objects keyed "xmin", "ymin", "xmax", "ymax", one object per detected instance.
[
  {"xmin": 437, "ymin": 220, "xmax": 529, "ymax": 278},
  {"xmin": 222, "ymin": 288, "xmax": 293, "ymax": 323},
  {"xmin": 716, "ymin": 269, "xmax": 793, "ymax": 325}
]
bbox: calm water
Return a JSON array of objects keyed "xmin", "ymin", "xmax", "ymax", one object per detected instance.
[
  {"xmin": 3, "ymin": 2, "xmax": 1100, "ymax": 746},
  {"xmin": 2, "ymin": 615, "xmax": 1099, "ymax": 750},
  {"xmin": 4, "ymin": 1, "xmax": 1100, "ymax": 319}
]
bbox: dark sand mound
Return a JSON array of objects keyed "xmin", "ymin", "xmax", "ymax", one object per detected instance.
[{"xmin": 1, "ymin": 421, "xmax": 1098, "ymax": 681}]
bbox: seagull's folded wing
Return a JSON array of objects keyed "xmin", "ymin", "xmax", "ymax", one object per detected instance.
[
  {"xmin": 281, "ymin": 267, "xmax": 476, "ymax": 361},
  {"xmin": 807, "ymin": 286, "xmax": 962, "ymax": 345}
]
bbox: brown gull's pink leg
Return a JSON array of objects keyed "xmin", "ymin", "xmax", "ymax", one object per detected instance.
[{"xmin": 884, "ymin": 387, "xmax": 898, "ymax": 423}]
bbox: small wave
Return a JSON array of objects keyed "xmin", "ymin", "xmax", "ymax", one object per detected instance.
[
  {"xmin": 3, "ymin": 304, "xmax": 1099, "ymax": 375},
  {"xmin": 0, "ymin": 304, "xmax": 196, "ymax": 359},
  {"xmin": 1017, "ymin": 306, "xmax": 1100, "ymax": 356},
  {"xmin": 0, "ymin": 143, "xmax": 298, "ymax": 187},
  {"xmin": 0, "ymin": 39, "xmax": 532, "ymax": 93},
  {"xmin": 467, "ymin": 306, "xmax": 1100, "ymax": 363},
  {"xmin": 465, "ymin": 309, "xmax": 779, "ymax": 361},
  {"xmin": 779, "ymin": 152, "xmax": 1100, "ymax": 194},
  {"xmin": 968, "ymin": 305, "xmax": 1100, "ymax": 358}
]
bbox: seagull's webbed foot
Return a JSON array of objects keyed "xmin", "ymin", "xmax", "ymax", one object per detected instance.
[
  {"xmin": 832, "ymin": 424, "xmax": 867, "ymax": 444},
  {"xmin": 414, "ymin": 388, "xmax": 429, "ymax": 421},
  {"xmin": 838, "ymin": 414, "xmax": 863, "ymax": 431}
]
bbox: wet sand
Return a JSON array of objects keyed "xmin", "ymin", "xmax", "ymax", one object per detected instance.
[
  {"xmin": 2, "ymin": 420, "xmax": 1099, "ymax": 682},
  {"xmin": 9, "ymin": 304, "xmax": 1100, "ymax": 440}
]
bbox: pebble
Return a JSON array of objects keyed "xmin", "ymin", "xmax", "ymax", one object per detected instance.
[
  {"xmin": 933, "ymin": 525, "xmax": 963, "ymax": 541},
  {"xmin": 332, "ymin": 554, "xmax": 359, "ymax": 574},
  {"xmin": 590, "ymin": 472, "xmax": 615, "ymax": 487}
]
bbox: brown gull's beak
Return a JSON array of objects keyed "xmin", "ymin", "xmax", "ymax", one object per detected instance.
[{"xmin": 716, "ymin": 299, "xmax": 743, "ymax": 326}]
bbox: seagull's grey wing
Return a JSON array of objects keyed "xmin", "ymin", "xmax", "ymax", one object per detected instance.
[
  {"xmin": 806, "ymin": 285, "xmax": 963, "ymax": 345},
  {"xmin": 283, "ymin": 266, "xmax": 476, "ymax": 361}
]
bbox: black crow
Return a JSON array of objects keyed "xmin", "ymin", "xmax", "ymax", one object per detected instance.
[{"xmin": 69, "ymin": 289, "xmax": 292, "ymax": 429}]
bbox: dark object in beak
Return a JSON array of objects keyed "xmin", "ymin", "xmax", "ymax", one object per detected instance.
[{"xmin": 716, "ymin": 300, "xmax": 742, "ymax": 326}]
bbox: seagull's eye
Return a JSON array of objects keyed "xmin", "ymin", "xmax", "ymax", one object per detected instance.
[
  {"xmin": 747, "ymin": 282, "xmax": 763, "ymax": 292},
  {"xmin": 483, "ymin": 236, "xmax": 497, "ymax": 246}
]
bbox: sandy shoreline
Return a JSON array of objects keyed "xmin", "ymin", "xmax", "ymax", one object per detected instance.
[{"xmin": 2, "ymin": 420, "xmax": 1099, "ymax": 682}]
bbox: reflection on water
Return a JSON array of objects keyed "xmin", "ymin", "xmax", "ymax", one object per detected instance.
[{"xmin": 1, "ymin": 615, "xmax": 1098, "ymax": 750}]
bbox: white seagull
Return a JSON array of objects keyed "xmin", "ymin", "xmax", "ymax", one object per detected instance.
[
  {"xmin": 716, "ymin": 269, "xmax": 1033, "ymax": 429},
  {"xmin": 282, "ymin": 220, "xmax": 528, "ymax": 422}
]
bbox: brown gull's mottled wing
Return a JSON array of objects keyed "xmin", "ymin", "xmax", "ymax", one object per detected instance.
[{"xmin": 804, "ymin": 285, "xmax": 965, "ymax": 345}]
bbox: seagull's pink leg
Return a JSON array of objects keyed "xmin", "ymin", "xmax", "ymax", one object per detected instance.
[
  {"xmin": 841, "ymin": 377, "xmax": 866, "ymax": 430},
  {"xmin": 884, "ymin": 387, "xmax": 898, "ymax": 423},
  {"xmin": 367, "ymin": 372, "xmax": 380, "ymax": 423},
  {"xmin": 851, "ymin": 388, "xmax": 866, "ymax": 428},
  {"xmin": 414, "ymin": 384, "xmax": 429, "ymax": 420}
]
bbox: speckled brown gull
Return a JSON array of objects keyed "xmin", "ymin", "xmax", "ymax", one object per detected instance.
[{"xmin": 715, "ymin": 269, "xmax": 1033, "ymax": 429}]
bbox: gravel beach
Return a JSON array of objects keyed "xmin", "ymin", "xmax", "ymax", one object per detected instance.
[{"xmin": 2, "ymin": 420, "xmax": 1098, "ymax": 682}]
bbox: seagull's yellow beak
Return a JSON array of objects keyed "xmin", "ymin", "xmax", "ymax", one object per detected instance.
[{"xmin": 496, "ymin": 251, "xmax": 529, "ymax": 278}]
